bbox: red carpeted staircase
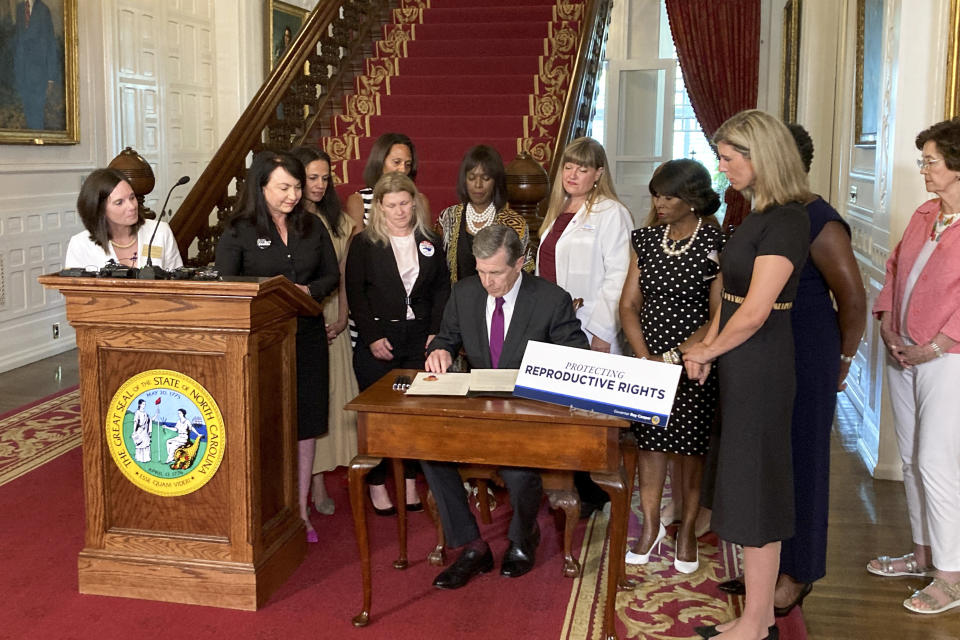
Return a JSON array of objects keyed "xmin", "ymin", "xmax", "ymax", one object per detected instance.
[{"xmin": 321, "ymin": 0, "xmax": 584, "ymax": 213}]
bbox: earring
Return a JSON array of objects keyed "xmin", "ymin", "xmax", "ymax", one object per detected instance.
[{"xmin": 690, "ymin": 207, "xmax": 695, "ymax": 212}]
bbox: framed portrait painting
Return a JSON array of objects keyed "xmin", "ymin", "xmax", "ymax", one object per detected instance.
[
  {"xmin": 0, "ymin": 0, "xmax": 78, "ymax": 144},
  {"xmin": 268, "ymin": 0, "xmax": 308, "ymax": 71}
]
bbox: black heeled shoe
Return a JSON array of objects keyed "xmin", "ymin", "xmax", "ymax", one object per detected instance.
[
  {"xmin": 774, "ymin": 582, "xmax": 812, "ymax": 617},
  {"xmin": 694, "ymin": 624, "xmax": 778, "ymax": 639}
]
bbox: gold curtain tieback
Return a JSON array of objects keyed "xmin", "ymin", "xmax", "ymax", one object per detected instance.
[{"xmin": 722, "ymin": 290, "xmax": 793, "ymax": 310}]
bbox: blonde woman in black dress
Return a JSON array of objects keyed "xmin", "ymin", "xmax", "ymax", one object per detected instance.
[
  {"xmin": 620, "ymin": 159, "xmax": 724, "ymax": 574},
  {"xmin": 684, "ymin": 110, "xmax": 811, "ymax": 640}
]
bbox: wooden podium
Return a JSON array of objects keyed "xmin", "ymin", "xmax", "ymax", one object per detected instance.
[{"xmin": 38, "ymin": 274, "xmax": 321, "ymax": 610}]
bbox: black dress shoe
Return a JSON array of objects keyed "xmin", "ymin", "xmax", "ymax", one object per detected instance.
[
  {"xmin": 774, "ymin": 582, "xmax": 812, "ymax": 617},
  {"xmin": 717, "ymin": 576, "xmax": 746, "ymax": 595},
  {"xmin": 372, "ymin": 504, "xmax": 396, "ymax": 517},
  {"xmin": 501, "ymin": 524, "xmax": 540, "ymax": 578},
  {"xmin": 432, "ymin": 546, "xmax": 494, "ymax": 590},
  {"xmin": 405, "ymin": 502, "xmax": 424, "ymax": 512}
]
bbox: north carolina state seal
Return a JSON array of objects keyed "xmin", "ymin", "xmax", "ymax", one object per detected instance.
[{"xmin": 105, "ymin": 369, "xmax": 225, "ymax": 497}]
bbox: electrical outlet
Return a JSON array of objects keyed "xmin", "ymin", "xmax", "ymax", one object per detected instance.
[{"xmin": 52, "ymin": 323, "xmax": 60, "ymax": 339}]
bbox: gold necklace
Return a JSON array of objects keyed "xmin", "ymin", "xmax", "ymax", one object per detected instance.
[{"xmin": 111, "ymin": 237, "xmax": 138, "ymax": 249}]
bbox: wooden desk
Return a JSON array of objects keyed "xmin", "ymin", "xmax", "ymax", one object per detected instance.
[{"xmin": 344, "ymin": 369, "xmax": 633, "ymax": 640}]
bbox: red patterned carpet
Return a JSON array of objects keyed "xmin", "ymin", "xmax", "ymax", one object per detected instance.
[
  {"xmin": 0, "ymin": 389, "xmax": 807, "ymax": 639},
  {"xmin": 564, "ymin": 494, "xmax": 809, "ymax": 639}
]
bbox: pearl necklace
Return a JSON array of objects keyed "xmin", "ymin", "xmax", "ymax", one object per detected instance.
[
  {"xmin": 661, "ymin": 216, "xmax": 702, "ymax": 257},
  {"xmin": 465, "ymin": 202, "xmax": 496, "ymax": 235}
]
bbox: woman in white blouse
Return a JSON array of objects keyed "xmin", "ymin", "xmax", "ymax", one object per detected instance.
[
  {"xmin": 65, "ymin": 169, "xmax": 183, "ymax": 271},
  {"xmin": 536, "ymin": 137, "xmax": 633, "ymax": 354}
]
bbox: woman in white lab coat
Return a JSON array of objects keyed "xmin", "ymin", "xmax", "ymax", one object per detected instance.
[{"xmin": 536, "ymin": 137, "xmax": 633, "ymax": 354}]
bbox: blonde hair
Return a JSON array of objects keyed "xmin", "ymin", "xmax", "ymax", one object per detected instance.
[
  {"xmin": 363, "ymin": 171, "xmax": 433, "ymax": 246},
  {"xmin": 712, "ymin": 109, "xmax": 812, "ymax": 211},
  {"xmin": 539, "ymin": 137, "xmax": 622, "ymax": 236}
]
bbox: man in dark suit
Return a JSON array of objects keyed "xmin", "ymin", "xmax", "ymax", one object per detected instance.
[{"xmin": 422, "ymin": 224, "xmax": 588, "ymax": 589}]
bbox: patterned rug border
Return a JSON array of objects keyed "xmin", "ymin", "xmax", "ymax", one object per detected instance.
[
  {"xmin": 0, "ymin": 387, "xmax": 81, "ymax": 486},
  {"xmin": 562, "ymin": 500, "xmax": 742, "ymax": 639}
]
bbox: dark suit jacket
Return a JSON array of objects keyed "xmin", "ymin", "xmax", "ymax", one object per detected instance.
[
  {"xmin": 429, "ymin": 271, "xmax": 589, "ymax": 368},
  {"xmin": 345, "ymin": 230, "xmax": 450, "ymax": 346},
  {"xmin": 214, "ymin": 216, "xmax": 339, "ymax": 302}
]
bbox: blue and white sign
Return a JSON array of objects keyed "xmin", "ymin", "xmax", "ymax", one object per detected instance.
[{"xmin": 513, "ymin": 341, "xmax": 682, "ymax": 425}]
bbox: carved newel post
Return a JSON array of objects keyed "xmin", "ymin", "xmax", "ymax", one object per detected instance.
[
  {"xmin": 505, "ymin": 152, "xmax": 549, "ymax": 246},
  {"xmin": 108, "ymin": 147, "xmax": 156, "ymax": 219}
]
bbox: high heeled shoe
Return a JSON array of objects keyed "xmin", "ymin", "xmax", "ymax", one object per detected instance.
[
  {"xmin": 694, "ymin": 624, "xmax": 778, "ymax": 639},
  {"xmin": 673, "ymin": 536, "xmax": 699, "ymax": 574},
  {"xmin": 774, "ymin": 582, "xmax": 812, "ymax": 617},
  {"xmin": 625, "ymin": 522, "xmax": 666, "ymax": 565}
]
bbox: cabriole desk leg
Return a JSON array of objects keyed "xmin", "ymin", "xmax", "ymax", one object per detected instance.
[
  {"xmin": 349, "ymin": 455, "xmax": 381, "ymax": 627},
  {"xmin": 591, "ymin": 468, "xmax": 630, "ymax": 640}
]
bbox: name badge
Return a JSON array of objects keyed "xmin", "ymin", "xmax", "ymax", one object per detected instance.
[
  {"xmin": 256, "ymin": 238, "xmax": 271, "ymax": 249},
  {"xmin": 141, "ymin": 244, "xmax": 163, "ymax": 259},
  {"xmin": 419, "ymin": 240, "xmax": 435, "ymax": 257}
]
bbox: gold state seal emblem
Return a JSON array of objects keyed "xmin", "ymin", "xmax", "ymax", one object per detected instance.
[{"xmin": 105, "ymin": 369, "xmax": 225, "ymax": 497}]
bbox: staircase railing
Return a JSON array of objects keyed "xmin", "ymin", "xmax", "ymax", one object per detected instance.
[
  {"xmin": 546, "ymin": 0, "xmax": 612, "ymax": 197},
  {"xmin": 170, "ymin": 0, "xmax": 390, "ymax": 265}
]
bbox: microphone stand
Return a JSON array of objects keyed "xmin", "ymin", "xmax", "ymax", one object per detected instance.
[{"xmin": 139, "ymin": 175, "xmax": 190, "ymax": 280}]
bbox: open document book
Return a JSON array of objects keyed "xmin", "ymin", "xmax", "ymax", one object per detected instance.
[{"xmin": 404, "ymin": 369, "xmax": 519, "ymax": 396}]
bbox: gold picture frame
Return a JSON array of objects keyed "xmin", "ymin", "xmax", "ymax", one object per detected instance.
[
  {"xmin": 268, "ymin": 0, "xmax": 309, "ymax": 71},
  {"xmin": 0, "ymin": 0, "xmax": 79, "ymax": 145},
  {"xmin": 854, "ymin": 0, "xmax": 882, "ymax": 145},
  {"xmin": 780, "ymin": 0, "xmax": 801, "ymax": 123},
  {"xmin": 945, "ymin": 0, "xmax": 960, "ymax": 118}
]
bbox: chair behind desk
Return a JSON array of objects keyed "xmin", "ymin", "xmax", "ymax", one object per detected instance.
[{"xmin": 425, "ymin": 467, "xmax": 583, "ymax": 578}]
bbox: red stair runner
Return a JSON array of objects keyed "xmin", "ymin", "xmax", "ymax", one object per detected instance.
[{"xmin": 321, "ymin": 0, "xmax": 583, "ymax": 215}]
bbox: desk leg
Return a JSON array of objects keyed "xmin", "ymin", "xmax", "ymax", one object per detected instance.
[
  {"xmin": 546, "ymin": 489, "xmax": 581, "ymax": 578},
  {"xmin": 591, "ymin": 469, "xmax": 630, "ymax": 640},
  {"xmin": 349, "ymin": 455, "xmax": 381, "ymax": 627},
  {"xmin": 392, "ymin": 458, "xmax": 409, "ymax": 569}
]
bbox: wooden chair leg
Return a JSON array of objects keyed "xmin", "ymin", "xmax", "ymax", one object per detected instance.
[{"xmin": 425, "ymin": 488, "xmax": 446, "ymax": 566}]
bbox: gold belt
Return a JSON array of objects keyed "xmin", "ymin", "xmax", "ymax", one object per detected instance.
[{"xmin": 722, "ymin": 290, "xmax": 793, "ymax": 310}]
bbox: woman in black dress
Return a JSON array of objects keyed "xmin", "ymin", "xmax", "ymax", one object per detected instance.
[
  {"xmin": 346, "ymin": 171, "xmax": 450, "ymax": 514},
  {"xmin": 684, "ymin": 110, "xmax": 812, "ymax": 640},
  {"xmin": 215, "ymin": 151, "xmax": 339, "ymax": 544},
  {"xmin": 620, "ymin": 159, "xmax": 724, "ymax": 574}
]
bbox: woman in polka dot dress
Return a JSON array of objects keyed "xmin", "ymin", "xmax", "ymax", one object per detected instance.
[{"xmin": 620, "ymin": 159, "xmax": 725, "ymax": 573}]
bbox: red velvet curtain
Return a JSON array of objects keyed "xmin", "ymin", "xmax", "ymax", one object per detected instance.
[{"xmin": 665, "ymin": 0, "xmax": 761, "ymax": 233}]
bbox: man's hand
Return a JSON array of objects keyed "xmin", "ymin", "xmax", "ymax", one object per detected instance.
[
  {"xmin": 369, "ymin": 337, "xmax": 394, "ymax": 361},
  {"xmin": 425, "ymin": 349, "xmax": 452, "ymax": 373}
]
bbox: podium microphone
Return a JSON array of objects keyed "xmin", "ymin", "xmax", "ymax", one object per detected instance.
[{"xmin": 139, "ymin": 175, "xmax": 190, "ymax": 280}]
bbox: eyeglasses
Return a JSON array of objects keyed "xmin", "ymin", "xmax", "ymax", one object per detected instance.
[{"xmin": 917, "ymin": 158, "xmax": 943, "ymax": 170}]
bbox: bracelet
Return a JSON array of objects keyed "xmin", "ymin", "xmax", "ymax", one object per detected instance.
[
  {"xmin": 930, "ymin": 342, "xmax": 945, "ymax": 358},
  {"xmin": 839, "ymin": 354, "xmax": 854, "ymax": 364}
]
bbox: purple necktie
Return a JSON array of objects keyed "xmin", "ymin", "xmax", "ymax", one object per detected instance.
[{"xmin": 489, "ymin": 297, "xmax": 505, "ymax": 368}]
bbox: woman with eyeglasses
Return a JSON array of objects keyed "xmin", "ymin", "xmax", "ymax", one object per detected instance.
[{"xmin": 869, "ymin": 118, "xmax": 960, "ymax": 615}]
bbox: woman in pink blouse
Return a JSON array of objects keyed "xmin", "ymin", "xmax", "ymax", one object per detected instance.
[{"xmin": 870, "ymin": 118, "xmax": 960, "ymax": 615}]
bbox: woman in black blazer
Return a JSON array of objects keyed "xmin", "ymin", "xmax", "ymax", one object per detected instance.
[
  {"xmin": 346, "ymin": 171, "xmax": 450, "ymax": 514},
  {"xmin": 215, "ymin": 151, "xmax": 339, "ymax": 544}
]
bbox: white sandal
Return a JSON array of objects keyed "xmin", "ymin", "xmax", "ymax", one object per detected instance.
[
  {"xmin": 866, "ymin": 553, "xmax": 933, "ymax": 577},
  {"xmin": 903, "ymin": 577, "xmax": 960, "ymax": 614}
]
